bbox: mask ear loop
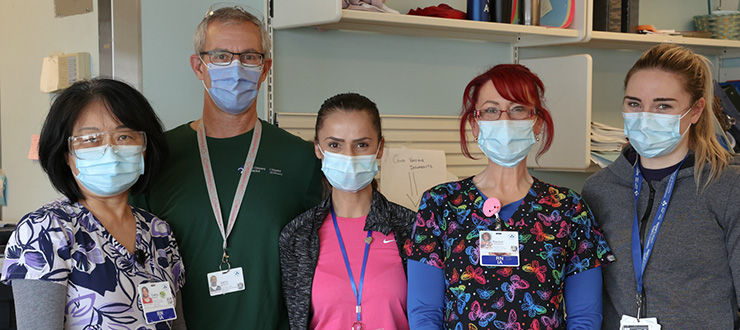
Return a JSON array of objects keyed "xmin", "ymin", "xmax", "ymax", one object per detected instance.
[
  {"xmin": 316, "ymin": 142, "xmax": 326, "ymax": 156},
  {"xmin": 678, "ymin": 105, "xmax": 694, "ymax": 137},
  {"xmin": 199, "ymin": 56, "xmax": 210, "ymax": 91},
  {"xmin": 530, "ymin": 113, "xmax": 540, "ymax": 141},
  {"xmin": 679, "ymin": 105, "xmax": 693, "ymax": 119},
  {"xmin": 373, "ymin": 138, "xmax": 384, "ymax": 159}
]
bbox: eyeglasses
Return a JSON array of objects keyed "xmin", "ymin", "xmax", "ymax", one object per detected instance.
[
  {"xmin": 474, "ymin": 106, "xmax": 536, "ymax": 121},
  {"xmin": 205, "ymin": 3, "xmax": 260, "ymax": 20},
  {"xmin": 199, "ymin": 50, "xmax": 264, "ymax": 67},
  {"xmin": 68, "ymin": 131, "xmax": 147, "ymax": 160}
]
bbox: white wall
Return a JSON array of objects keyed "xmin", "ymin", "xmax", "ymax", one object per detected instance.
[
  {"xmin": 272, "ymin": 28, "xmax": 511, "ymax": 116},
  {"xmin": 0, "ymin": 1, "xmax": 99, "ymax": 222},
  {"xmin": 141, "ymin": 0, "xmax": 267, "ymax": 129}
]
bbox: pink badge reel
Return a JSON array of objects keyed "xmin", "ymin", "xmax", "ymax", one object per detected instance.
[{"xmin": 482, "ymin": 197, "xmax": 501, "ymax": 217}]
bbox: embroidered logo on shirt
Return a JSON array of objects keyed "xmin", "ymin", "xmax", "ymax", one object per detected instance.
[
  {"xmin": 383, "ymin": 239, "xmax": 396, "ymax": 244},
  {"xmin": 239, "ymin": 166, "xmax": 283, "ymax": 176}
]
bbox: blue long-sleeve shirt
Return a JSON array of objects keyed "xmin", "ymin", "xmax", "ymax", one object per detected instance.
[{"xmin": 407, "ymin": 261, "xmax": 603, "ymax": 329}]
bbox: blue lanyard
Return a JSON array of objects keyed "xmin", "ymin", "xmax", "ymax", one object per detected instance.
[
  {"xmin": 631, "ymin": 155, "xmax": 686, "ymax": 308},
  {"xmin": 331, "ymin": 206, "xmax": 372, "ymax": 323}
]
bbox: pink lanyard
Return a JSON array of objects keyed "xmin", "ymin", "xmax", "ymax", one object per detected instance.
[{"xmin": 197, "ymin": 120, "xmax": 262, "ymax": 269}]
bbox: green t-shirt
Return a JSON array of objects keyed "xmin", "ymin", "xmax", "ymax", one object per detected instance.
[{"xmin": 131, "ymin": 120, "xmax": 323, "ymax": 329}]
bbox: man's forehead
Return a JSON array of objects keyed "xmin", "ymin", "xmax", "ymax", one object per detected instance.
[
  {"xmin": 206, "ymin": 20, "xmax": 260, "ymax": 35},
  {"xmin": 204, "ymin": 21, "xmax": 262, "ymax": 49}
]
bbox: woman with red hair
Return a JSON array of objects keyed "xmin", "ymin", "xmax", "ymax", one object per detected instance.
[{"xmin": 406, "ymin": 64, "xmax": 614, "ymax": 330}]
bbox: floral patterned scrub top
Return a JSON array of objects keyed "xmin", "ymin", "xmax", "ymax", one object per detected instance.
[
  {"xmin": 406, "ymin": 177, "xmax": 614, "ymax": 330},
  {"xmin": 1, "ymin": 198, "xmax": 185, "ymax": 330}
]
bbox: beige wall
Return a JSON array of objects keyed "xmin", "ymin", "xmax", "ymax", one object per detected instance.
[{"xmin": 0, "ymin": 1, "xmax": 99, "ymax": 222}]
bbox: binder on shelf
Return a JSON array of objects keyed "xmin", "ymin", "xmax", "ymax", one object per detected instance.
[
  {"xmin": 621, "ymin": 0, "xmax": 639, "ymax": 32},
  {"xmin": 467, "ymin": 0, "xmax": 488, "ymax": 21},
  {"xmin": 489, "ymin": 0, "xmax": 515, "ymax": 23},
  {"xmin": 593, "ymin": 0, "xmax": 637, "ymax": 32}
]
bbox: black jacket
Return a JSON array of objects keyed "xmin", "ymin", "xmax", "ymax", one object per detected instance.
[{"xmin": 278, "ymin": 189, "xmax": 415, "ymax": 330}]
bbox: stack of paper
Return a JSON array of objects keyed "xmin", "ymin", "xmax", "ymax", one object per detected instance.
[{"xmin": 591, "ymin": 122, "xmax": 627, "ymax": 168}]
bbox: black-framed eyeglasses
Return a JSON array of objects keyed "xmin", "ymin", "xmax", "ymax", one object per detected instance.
[
  {"xmin": 199, "ymin": 50, "xmax": 264, "ymax": 67},
  {"xmin": 474, "ymin": 106, "xmax": 536, "ymax": 121}
]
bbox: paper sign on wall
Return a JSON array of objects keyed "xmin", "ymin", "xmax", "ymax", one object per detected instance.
[
  {"xmin": 40, "ymin": 52, "xmax": 90, "ymax": 93},
  {"xmin": 380, "ymin": 147, "xmax": 448, "ymax": 211},
  {"xmin": 28, "ymin": 135, "xmax": 40, "ymax": 160},
  {"xmin": 55, "ymin": 0, "xmax": 93, "ymax": 17}
]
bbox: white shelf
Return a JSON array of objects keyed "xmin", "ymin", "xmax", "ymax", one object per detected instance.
[
  {"xmin": 312, "ymin": 10, "xmax": 581, "ymax": 43},
  {"xmin": 580, "ymin": 31, "xmax": 740, "ymax": 55}
]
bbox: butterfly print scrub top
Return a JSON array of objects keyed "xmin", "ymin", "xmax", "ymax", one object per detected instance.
[{"xmin": 406, "ymin": 177, "xmax": 614, "ymax": 329}]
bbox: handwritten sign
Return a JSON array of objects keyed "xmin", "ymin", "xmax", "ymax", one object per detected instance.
[
  {"xmin": 28, "ymin": 135, "xmax": 40, "ymax": 160},
  {"xmin": 380, "ymin": 148, "xmax": 448, "ymax": 211}
]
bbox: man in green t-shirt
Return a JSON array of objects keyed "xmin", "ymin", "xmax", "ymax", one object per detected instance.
[{"xmin": 131, "ymin": 5, "xmax": 323, "ymax": 329}]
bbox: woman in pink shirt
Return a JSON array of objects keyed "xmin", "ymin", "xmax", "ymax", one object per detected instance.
[{"xmin": 279, "ymin": 93, "xmax": 415, "ymax": 330}]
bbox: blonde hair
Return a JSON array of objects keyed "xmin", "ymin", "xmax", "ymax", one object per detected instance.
[{"xmin": 625, "ymin": 44, "xmax": 731, "ymax": 189}]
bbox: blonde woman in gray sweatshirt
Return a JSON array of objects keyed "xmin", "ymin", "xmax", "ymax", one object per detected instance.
[{"xmin": 582, "ymin": 43, "xmax": 740, "ymax": 330}]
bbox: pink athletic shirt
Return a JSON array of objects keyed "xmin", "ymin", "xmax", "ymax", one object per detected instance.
[{"xmin": 310, "ymin": 214, "xmax": 409, "ymax": 330}]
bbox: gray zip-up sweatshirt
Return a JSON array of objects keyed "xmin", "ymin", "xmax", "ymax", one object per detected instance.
[{"xmin": 582, "ymin": 147, "xmax": 740, "ymax": 330}]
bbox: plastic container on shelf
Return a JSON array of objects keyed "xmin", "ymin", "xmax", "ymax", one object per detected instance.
[{"xmin": 693, "ymin": 10, "xmax": 740, "ymax": 40}]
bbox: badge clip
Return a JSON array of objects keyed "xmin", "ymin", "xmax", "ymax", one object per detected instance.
[{"xmin": 219, "ymin": 249, "xmax": 231, "ymax": 273}]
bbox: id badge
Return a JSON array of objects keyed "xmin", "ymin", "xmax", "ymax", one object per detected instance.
[
  {"xmin": 137, "ymin": 282, "xmax": 177, "ymax": 324},
  {"xmin": 479, "ymin": 230, "xmax": 519, "ymax": 267},
  {"xmin": 619, "ymin": 315, "xmax": 661, "ymax": 330},
  {"xmin": 207, "ymin": 267, "xmax": 246, "ymax": 296}
]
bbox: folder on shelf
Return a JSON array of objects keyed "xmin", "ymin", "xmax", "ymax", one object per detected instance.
[{"xmin": 593, "ymin": 0, "xmax": 638, "ymax": 32}]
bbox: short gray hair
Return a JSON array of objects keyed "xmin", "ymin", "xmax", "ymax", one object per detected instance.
[{"xmin": 193, "ymin": 6, "xmax": 271, "ymax": 58}]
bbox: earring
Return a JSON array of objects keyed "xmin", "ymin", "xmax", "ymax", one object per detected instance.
[{"xmin": 535, "ymin": 134, "xmax": 540, "ymax": 142}]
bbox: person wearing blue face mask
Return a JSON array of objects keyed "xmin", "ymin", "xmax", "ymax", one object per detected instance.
[
  {"xmin": 129, "ymin": 5, "xmax": 323, "ymax": 329},
  {"xmin": 406, "ymin": 64, "xmax": 615, "ymax": 330},
  {"xmin": 279, "ymin": 93, "xmax": 415, "ymax": 330},
  {"xmin": 1, "ymin": 78, "xmax": 185, "ymax": 330},
  {"xmin": 582, "ymin": 44, "xmax": 740, "ymax": 330}
]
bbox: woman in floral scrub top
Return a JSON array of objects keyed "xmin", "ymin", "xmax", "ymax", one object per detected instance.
[{"xmin": 1, "ymin": 78, "xmax": 184, "ymax": 330}]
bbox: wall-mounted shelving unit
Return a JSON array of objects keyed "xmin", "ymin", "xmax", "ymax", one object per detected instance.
[
  {"xmin": 269, "ymin": 0, "xmax": 740, "ymax": 173},
  {"xmin": 309, "ymin": 10, "xmax": 581, "ymax": 43}
]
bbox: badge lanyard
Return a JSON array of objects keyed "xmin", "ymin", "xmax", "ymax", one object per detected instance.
[
  {"xmin": 197, "ymin": 120, "xmax": 262, "ymax": 271},
  {"xmin": 331, "ymin": 206, "xmax": 372, "ymax": 330},
  {"xmin": 630, "ymin": 154, "xmax": 686, "ymax": 319}
]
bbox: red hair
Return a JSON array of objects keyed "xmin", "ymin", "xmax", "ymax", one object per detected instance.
[{"xmin": 459, "ymin": 64, "xmax": 554, "ymax": 162}]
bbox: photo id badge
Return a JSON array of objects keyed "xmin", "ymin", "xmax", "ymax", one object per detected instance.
[
  {"xmin": 207, "ymin": 267, "xmax": 246, "ymax": 296},
  {"xmin": 619, "ymin": 315, "xmax": 661, "ymax": 330},
  {"xmin": 479, "ymin": 230, "xmax": 519, "ymax": 267},
  {"xmin": 137, "ymin": 282, "xmax": 177, "ymax": 324}
]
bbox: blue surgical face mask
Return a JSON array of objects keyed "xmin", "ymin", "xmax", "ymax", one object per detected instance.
[
  {"xmin": 319, "ymin": 145, "xmax": 380, "ymax": 193},
  {"xmin": 623, "ymin": 107, "xmax": 692, "ymax": 158},
  {"xmin": 477, "ymin": 120, "xmax": 536, "ymax": 167},
  {"xmin": 74, "ymin": 145, "xmax": 145, "ymax": 197},
  {"xmin": 203, "ymin": 61, "xmax": 262, "ymax": 115}
]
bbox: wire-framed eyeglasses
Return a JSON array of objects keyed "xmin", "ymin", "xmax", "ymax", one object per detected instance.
[
  {"xmin": 199, "ymin": 50, "xmax": 264, "ymax": 67},
  {"xmin": 474, "ymin": 106, "xmax": 536, "ymax": 121},
  {"xmin": 68, "ymin": 131, "xmax": 147, "ymax": 160},
  {"xmin": 205, "ymin": 3, "xmax": 261, "ymax": 20}
]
